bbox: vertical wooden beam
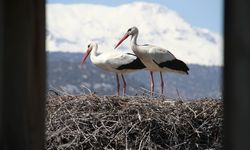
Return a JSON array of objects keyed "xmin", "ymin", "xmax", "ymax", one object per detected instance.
[
  {"xmin": 224, "ymin": 0, "xmax": 250, "ymax": 149},
  {"xmin": 0, "ymin": 0, "xmax": 3, "ymax": 146},
  {"xmin": 0, "ymin": 0, "xmax": 46, "ymax": 149}
]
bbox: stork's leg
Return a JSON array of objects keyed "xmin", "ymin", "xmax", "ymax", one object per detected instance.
[
  {"xmin": 116, "ymin": 74, "xmax": 120, "ymax": 96},
  {"xmin": 160, "ymin": 72, "xmax": 164, "ymax": 95},
  {"xmin": 121, "ymin": 74, "xmax": 126, "ymax": 96},
  {"xmin": 150, "ymin": 71, "xmax": 154, "ymax": 96}
]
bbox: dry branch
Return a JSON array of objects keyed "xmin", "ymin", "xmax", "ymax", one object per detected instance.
[{"xmin": 45, "ymin": 94, "xmax": 223, "ymax": 150}]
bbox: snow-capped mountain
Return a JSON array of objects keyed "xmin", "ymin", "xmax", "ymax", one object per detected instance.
[{"xmin": 46, "ymin": 2, "xmax": 223, "ymax": 66}]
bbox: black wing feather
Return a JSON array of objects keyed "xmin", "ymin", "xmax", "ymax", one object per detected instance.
[
  {"xmin": 116, "ymin": 53, "xmax": 145, "ymax": 70},
  {"xmin": 153, "ymin": 59, "xmax": 189, "ymax": 74}
]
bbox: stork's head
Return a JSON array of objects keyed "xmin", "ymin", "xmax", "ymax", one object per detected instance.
[
  {"xmin": 114, "ymin": 26, "xmax": 138, "ymax": 49},
  {"xmin": 81, "ymin": 42, "xmax": 97, "ymax": 65},
  {"xmin": 127, "ymin": 26, "xmax": 138, "ymax": 36}
]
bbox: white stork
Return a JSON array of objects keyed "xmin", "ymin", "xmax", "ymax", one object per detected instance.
[
  {"xmin": 81, "ymin": 42, "xmax": 145, "ymax": 96},
  {"xmin": 115, "ymin": 26, "xmax": 189, "ymax": 96}
]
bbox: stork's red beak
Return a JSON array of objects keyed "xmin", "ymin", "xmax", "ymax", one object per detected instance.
[
  {"xmin": 114, "ymin": 32, "xmax": 129, "ymax": 49},
  {"xmin": 81, "ymin": 47, "xmax": 92, "ymax": 65}
]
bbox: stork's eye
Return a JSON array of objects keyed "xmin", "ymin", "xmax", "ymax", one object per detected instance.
[
  {"xmin": 127, "ymin": 28, "xmax": 132, "ymax": 32},
  {"xmin": 88, "ymin": 44, "xmax": 90, "ymax": 48}
]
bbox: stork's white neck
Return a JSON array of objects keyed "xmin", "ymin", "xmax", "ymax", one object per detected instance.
[
  {"xmin": 90, "ymin": 44, "xmax": 100, "ymax": 61},
  {"xmin": 131, "ymin": 33, "xmax": 139, "ymax": 51}
]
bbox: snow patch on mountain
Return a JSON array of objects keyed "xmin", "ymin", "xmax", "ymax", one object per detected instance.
[{"xmin": 46, "ymin": 2, "xmax": 223, "ymax": 66}]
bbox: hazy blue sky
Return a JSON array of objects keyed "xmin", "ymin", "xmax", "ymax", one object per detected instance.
[{"xmin": 47, "ymin": 0, "xmax": 223, "ymax": 34}]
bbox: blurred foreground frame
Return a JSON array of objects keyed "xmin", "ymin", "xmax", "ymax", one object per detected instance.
[
  {"xmin": 224, "ymin": 0, "xmax": 250, "ymax": 150},
  {"xmin": 1, "ymin": 0, "xmax": 250, "ymax": 149},
  {"xmin": 0, "ymin": 0, "xmax": 46, "ymax": 150}
]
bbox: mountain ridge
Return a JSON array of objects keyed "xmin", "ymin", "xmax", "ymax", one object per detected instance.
[{"xmin": 47, "ymin": 52, "xmax": 222, "ymax": 99}]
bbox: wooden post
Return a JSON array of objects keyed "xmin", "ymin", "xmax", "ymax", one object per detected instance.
[
  {"xmin": 0, "ymin": 0, "xmax": 3, "ymax": 147},
  {"xmin": 224, "ymin": 0, "xmax": 250, "ymax": 149},
  {"xmin": 0, "ymin": 0, "xmax": 46, "ymax": 149}
]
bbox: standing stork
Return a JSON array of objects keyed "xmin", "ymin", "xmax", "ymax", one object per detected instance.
[
  {"xmin": 115, "ymin": 26, "xmax": 189, "ymax": 96},
  {"xmin": 81, "ymin": 42, "xmax": 145, "ymax": 96}
]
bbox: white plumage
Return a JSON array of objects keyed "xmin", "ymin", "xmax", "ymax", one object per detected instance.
[
  {"xmin": 115, "ymin": 26, "xmax": 189, "ymax": 96},
  {"xmin": 81, "ymin": 42, "xmax": 145, "ymax": 96}
]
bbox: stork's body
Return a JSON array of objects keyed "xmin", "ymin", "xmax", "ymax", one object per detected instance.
[
  {"xmin": 81, "ymin": 42, "xmax": 145, "ymax": 96},
  {"xmin": 115, "ymin": 27, "xmax": 189, "ymax": 96}
]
